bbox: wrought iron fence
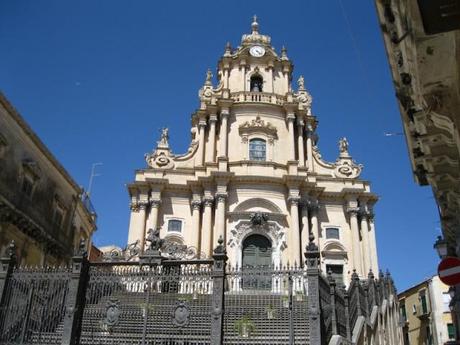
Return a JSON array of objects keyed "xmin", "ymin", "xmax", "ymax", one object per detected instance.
[
  {"xmin": 0, "ymin": 266, "xmax": 70, "ymax": 345},
  {"xmin": 224, "ymin": 264, "xmax": 308, "ymax": 344},
  {"xmin": 0, "ymin": 235, "xmax": 398, "ymax": 345}
]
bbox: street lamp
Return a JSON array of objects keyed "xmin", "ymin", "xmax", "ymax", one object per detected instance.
[{"xmin": 434, "ymin": 235, "xmax": 449, "ymax": 258}]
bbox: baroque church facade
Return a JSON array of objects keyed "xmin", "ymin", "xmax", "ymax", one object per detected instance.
[{"xmin": 127, "ymin": 18, "xmax": 378, "ymax": 285}]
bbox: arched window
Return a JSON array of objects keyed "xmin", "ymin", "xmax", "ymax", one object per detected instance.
[
  {"xmin": 249, "ymin": 138, "xmax": 266, "ymax": 161},
  {"xmin": 250, "ymin": 75, "xmax": 263, "ymax": 92}
]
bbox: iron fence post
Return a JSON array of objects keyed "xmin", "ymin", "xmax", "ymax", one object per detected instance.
[
  {"xmin": 61, "ymin": 240, "xmax": 89, "ymax": 345},
  {"xmin": 328, "ymin": 272, "xmax": 338, "ymax": 336},
  {"xmin": 211, "ymin": 236, "xmax": 227, "ymax": 345},
  {"xmin": 289, "ymin": 271, "xmax": 294, "ymax": 345},
  {"xmin": 305, "ymin": 234, "xmax": 321, "ymax": 345},
  {"xmin": 352, "ymin": 271, "xmax": 362, "ymax": 319},
  {"xmin": 363, "ymin": 282, "xmax": 370, "ymax": 323},
  {"xmin": 343, "ymin": 286, "xmax": 352, "ymax": 341},
  {"xmin": 0, "ymin": 241, "xmax": 16, "ymax": 336}
]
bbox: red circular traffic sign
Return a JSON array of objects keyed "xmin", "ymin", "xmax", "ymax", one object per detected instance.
[{"xmin": 438, "ymin": 257, "xmax": 460, "ymax": 286}]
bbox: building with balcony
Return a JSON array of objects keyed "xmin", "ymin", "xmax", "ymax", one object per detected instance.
[
  {"xmin": 0, "ymin": 92, "xmax": 97, "ymax": 265},
  {"xmin": 127, "ymin": 17, "xmax": 380, "ymax": 284},
  {"xmin": 399, "ymin": 275, "xmax": 455, "ymax": 345}
]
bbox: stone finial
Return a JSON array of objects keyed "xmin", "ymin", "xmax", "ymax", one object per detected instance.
[
  {"xmin": 351, "ymin": 269, "xmax": 359, "ymax": 281},
  {"xmin": 224, "ymin": 42, "xmax": 232, "ymax": 56},
  {"xmin": 251, "ymin": 15, "xmax": 259, "ymax": 33},
  {"xmin": 368, "ymin": 269, "xmax": 375, "ymax": 280},
  {"xmin": 213, "ymin": 235, "xmax": 226, "ymax": 254},
  {"xmin": 281, "ymin": 46, "xmax": 288, "ymax": 60},
  {"xmin": 76, "ymin": 238, "xmax": 87, "ymax": 257},
  {"xmin": 5, "ymin": 240, "xmax": 16, "ymax": 259}
]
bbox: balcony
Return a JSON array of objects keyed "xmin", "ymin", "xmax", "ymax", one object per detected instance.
[
  {"xmin": 231, "ymin": 91, "xmax": 286, "ymax": 105},
  {"xmin": 416, "ymin": 304, "xmax": 430, "ymax": 319}
]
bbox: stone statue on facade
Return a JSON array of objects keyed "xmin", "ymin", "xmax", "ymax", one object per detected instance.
[
  {"xmin": 297, "ymin": 75, "xmax": 305, "ymax": 90},
  {"xmin": 159, "ymin": 128, "xmax": 169, "ymax": 146}
]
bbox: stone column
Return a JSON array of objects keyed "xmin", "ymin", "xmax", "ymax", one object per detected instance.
[
  {"xmin": 214, "ymin": 193, "xmax": 227, "ymax": 248},
  {"xmin": 360, "ymin": 208, "xmax": 371, "ymax": 274},
  {"xmin": 368, "ymin": 212, "xmax": 379, "ymax": 273},
  {"xmin": 206, "ymin": 114, "xmax": 217, "ymax": 163},
  {"xmin": 287, "ymin": 113, "xmax": 296, "ymax": 161},
  {"xmin": 347, "ymin": 206, "xmax": 363, "ymax": 275},
  {"xmin": 306, "ymin": 126, "xmax": 314, "ymax": 171},
  {"xmin": 308, "ymin": 199, "xmax": 320, "ymax": 248},
  {"xmin": 219, "ymin": 111, "xmax": 229, "ymax": 158},
  {"xmin": 297, "ymin": 118, "xmax": 305, "ymax": 166},
  {"xmin": 191, "ymin": 200, "xmax": 201, "ymax": 250},
  {"xmin": 127, "ymin": 199, "xmax": 149, "ymax": 248},
  {"xmin": 288, "ymin": 197, "xmax": 301, "ymax": 265},
  {"xmin": 197, "ymin": 119, "xmax": 207, "ymax": 166},
  {"xmin": 201, "ymin": 197, "xmax": 214, "ymax": 257},
  {"xmin": 300, "ymin": 201, "xmax": 310, "ymax": 257}
]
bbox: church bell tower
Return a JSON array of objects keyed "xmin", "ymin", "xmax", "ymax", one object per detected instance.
[{"xmin": 127, "ymin": 17, "xmax": 378, "ymax": 285}]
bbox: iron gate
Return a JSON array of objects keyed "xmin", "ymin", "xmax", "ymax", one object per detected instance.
[
  {"xmin": 79, "ymin": 261, "xmax": 214, "ymax": 345},
  {"xmin": 0, "ymin": 266, "xmax": 70, "ymax": 345}
]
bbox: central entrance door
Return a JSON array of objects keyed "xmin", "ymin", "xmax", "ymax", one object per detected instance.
[{"xmin": 242, "ymin": 234, "xmax": 272, "ymax": 289}]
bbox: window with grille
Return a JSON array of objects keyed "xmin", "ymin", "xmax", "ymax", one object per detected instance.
[
  {"xmin": 21, "ymin": 175, "xmax": 34, "ymax": 198},
  {"xmin": 168, "ymin": 219, "xmax": 182, "ymax": 233},
  {"xmin": 325, "ymin": 227, "xmax": 340, "ymax": 240},
  {"xmin": 249, "ymin": 138, "xmax": 266, "ymax": 161}
]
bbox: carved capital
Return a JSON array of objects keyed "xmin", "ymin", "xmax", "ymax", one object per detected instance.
[
  {"xmin": 138, "ymin": 201, "xmax": 150, "ymax": 211},
  {"xmin": 150, "ymin": 199, "xmax": 161, "ymax": 208},
  {"xmin": 191, "ymin": 200, "xmax": 201, "ymax": 211},
  {"xmin": 209, "ymin": 114, "xmax": 218, "ymax": 123},
  {"xmin": 129, "ymin": 202, "xmax": 140, "ymax": 212},
  {"xmin": 346, "ymin": 207, "xmax": 360, "ymax": 216},
  {"xmin": 199, "ymin": 119, "xmax": 207, "ymax": 127},
  {"xmin": 307, "ymin": 199, "xmax": 320, "ymax": 212},
  {"xmin": 216, "ymin": 193, "xmax": 227, "ymax": 203},
  {"xmin": 288, "ymin": 196, "xmax": 301, "ymax": 206},
  {"xmin": 203, "ymin": 197, "xmax": 214, "ymax": 207}
]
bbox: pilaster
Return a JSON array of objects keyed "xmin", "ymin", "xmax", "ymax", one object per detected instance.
[{"xmin": 207, "ymin": 113, "xmax": 218, "ymax": 163}]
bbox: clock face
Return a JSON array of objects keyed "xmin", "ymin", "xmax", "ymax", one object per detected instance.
[{"xmin": 250, "ymin": 45, "xmax": 265, "ymax": 57}]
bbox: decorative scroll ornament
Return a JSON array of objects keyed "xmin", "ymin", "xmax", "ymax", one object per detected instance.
[
  {"xmin": 162, "ymin": 239, "xmax": 205, "ymax": 260},
  {"xmin": 228, "ymin": 220, "xmax": 286, "ymax": 251},
  {"xmin": 101, "ymin": 241, "xmax": 141, "ymax": 262},
  {"xmin": 239, "ymin": 116, "xmax": 277, "ymax": 138},
  {"xmin": 334, "ymin": 137, "xmax": 362, "ymax": 179},
  {"xmin": 145, "ymin": 127, "xmax": 175, "ymax": 169},
  {"xmin": 171, "ymin": 301, "xmax": 190, "ymax": 328},
  {"xmin": 103, "ymin": 298, "xmax": 120, "ymax": 331}
]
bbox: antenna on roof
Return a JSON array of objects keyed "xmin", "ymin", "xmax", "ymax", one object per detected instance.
[{"xmin": 87, "ymin": 162, "xmax": 103, "ymax": 197}]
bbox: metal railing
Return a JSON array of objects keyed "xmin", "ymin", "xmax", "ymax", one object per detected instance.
[{"xmin": 0, "ymin": 236, "xmax": 398, "ymax": 345}]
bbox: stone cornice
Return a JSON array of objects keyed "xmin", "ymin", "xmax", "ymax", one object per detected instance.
[{"xmin": 0, "ymin": 92, "xmax": 82, "ymax": 193}]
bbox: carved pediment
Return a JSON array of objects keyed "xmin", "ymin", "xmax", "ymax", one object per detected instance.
[{"xmin": 239, "ymin": 116, "xmax": 277, "ymax": 138}]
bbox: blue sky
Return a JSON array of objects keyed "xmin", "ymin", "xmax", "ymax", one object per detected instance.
[{"xmin": 0, "ymin": 1, "xmax": 440, "ymax": 291}]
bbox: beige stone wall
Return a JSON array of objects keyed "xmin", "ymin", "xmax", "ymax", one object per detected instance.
[
  {"xmin": 0, "ymin": 93, "xmax": 96, "ymax": 264},
  {"xmin": 127, "ymin": 20, "xmax": 379, "ymax": 283}
]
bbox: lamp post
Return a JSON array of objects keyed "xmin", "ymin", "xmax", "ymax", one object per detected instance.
[{"xmin": 434, "ymin": 235, "xmax": 449, "ymax": 258}]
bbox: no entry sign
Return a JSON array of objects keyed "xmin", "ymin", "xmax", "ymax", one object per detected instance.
[{"xmin": 438, "ymin": 257, "xmax": 460, "ymax": 286}]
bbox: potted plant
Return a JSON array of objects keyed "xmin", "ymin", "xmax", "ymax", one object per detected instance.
[
  {"xmin": 234, "ymin": 315, "xmax": 256, "ymax": 338},
  {"xmin": 295, "ymin": 290, "xmax": 305, "ymax": 301},
  {"xmin": 266, "ymin": 304, "xmax": 276, "ymax": 319},
  {"xmin": 282, "ymin": 295, "xmax": 290, "ymax": 308}
]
